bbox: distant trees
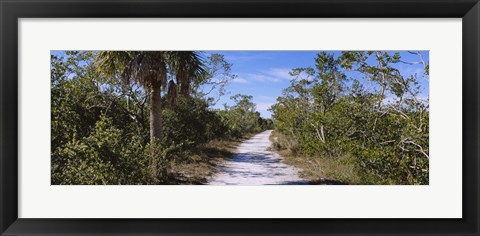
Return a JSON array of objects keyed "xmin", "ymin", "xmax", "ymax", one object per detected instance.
[
  {"xmin": 270, "ymin": 51, "xmax": 429, "ymax": 184},
  {"xmin": 218, "ymin": 94, "xmax": 272, "ymax": 138}
]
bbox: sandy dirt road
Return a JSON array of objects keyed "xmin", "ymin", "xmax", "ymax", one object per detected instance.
[{"xmin": 208, "ymin": 130, "xmax": 307, "ymax": 185}]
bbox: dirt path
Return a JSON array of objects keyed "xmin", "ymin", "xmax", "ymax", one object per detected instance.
[{"xmin": 208, "ymin": 130, "xmax": 308, "ymax": 185}]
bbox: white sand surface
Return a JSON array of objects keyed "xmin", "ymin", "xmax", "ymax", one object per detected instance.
[{"xmin": 208, "ymin": 130, "xmax": 307, "ymax": 185}]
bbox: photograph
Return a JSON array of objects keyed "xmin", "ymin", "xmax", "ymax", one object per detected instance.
[
  {"xmin": 50, "ymin": 50, "xmax": 429, "ymax": 185},
  {"xmin": 3, "ymin": 0, "xmax": 478, "ymax": 234}
]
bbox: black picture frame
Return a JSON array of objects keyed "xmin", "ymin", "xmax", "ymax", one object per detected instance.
[{"xmin": 1, "ymin": 0, "xmax": 479, "ymax": 235}]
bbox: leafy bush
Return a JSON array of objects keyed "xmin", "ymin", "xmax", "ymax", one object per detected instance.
[
  {"xmin": 270, "ymin": 51, "xmax": 429, "ymax": 185},
  {"xmin": 51, "ymin": 51, "xmax": 270, "ymax": 185},
  {"xmin": 162, "ymin": 96, "xmax": 227, "ymax": 150},
  {"xmin": 52, "ymin": 116, "xmax": 149, "ymax": 184}
]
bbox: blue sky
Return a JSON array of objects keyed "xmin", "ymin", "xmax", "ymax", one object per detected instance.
[
  {"xmin": 205, "ymin": 51, "xmax": 429, "ymax": 118},
  {"xmin": 51, "ymin": 50, "xmax": 429, "ymax": 118}
]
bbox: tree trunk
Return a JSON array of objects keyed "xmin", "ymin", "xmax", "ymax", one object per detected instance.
[
  {"xmin": 376, "ymin": 51, "xmax": 386, "ymax": 109},
  {"xmin": 378, "ymin": 74, "xmax": 385, "ymax": 109},
  {"xmin": 167, "ymin": 80, "xmax": 177, "ymax": 107},
  {"xmin": 149, "ymin": 87, "xmax": 163, "ymax": 140},
  {"xmin": 148, "ymin": 86, "xmax": 163, "ymax": 181}
]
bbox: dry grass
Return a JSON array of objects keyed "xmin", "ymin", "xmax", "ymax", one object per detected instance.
[
  {"xmin": 169, "ymin": 134, "xmax": 254, "ymax": 184},
  {"xmin": 269, "ymin": 131, "xmax": 359, "ymax": 185}
]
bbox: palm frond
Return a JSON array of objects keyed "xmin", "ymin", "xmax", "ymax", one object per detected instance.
[
  {"xmin": 120, "ymin": 52, "xmax": 167, "ymax": 89},
  {"xmin": 168, "ymin": 51, "xmax": 207, "ymax": 95},
  {"xmin": 94, "ymin": 51, "xmax": 132, "ymax": 79}
]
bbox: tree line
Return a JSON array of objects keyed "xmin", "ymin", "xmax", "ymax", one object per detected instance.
[
  {"xmin": 270, "ymin": 51, "xmax": 429, "ymax": 184},
  {"xmin": 51, "ymin": 51, "xmax": 272, "ymax": 184}
]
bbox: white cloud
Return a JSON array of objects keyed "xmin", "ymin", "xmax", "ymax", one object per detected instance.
[
  {"xmin": 264, "ymin": 68, "xmax": 292, "ymax": 80},
  {"xmin": 231, "ymin": 77, "xmax": 249, "ymax": 84},
  {"xmin": 248, "ymin": 73, "xmax": 281, "ymax": 82},
  {"xmin": 237, "ymin": 67, "xmax": 292, "ymax": 83}
]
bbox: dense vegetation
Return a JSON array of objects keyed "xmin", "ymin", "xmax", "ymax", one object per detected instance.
[
  {"xmin": 51, "ymin": 51, "xmax": 272, "ymax": 184},
  {"xmin": 51, "ymin": 50, "xmax": 428, "ymax": 185},
  {"xmin": 270, "ymin": 51, "xmax": 429, "ymax": 185}
]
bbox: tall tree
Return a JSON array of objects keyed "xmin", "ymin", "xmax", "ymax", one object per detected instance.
[
  {"xmin": 95, "ymin": 51, "xmax": 206, "ymax": 141},
  {"xmin": 95, "ymin": 51, "xmax": 205, "ymax": 180},
  {"xmin": 168, "ymin": 51, "xmax": 206, "ymax": 96},
  {"xmin": 96, "ymin": 51, "xmax": 167, "ymax": 140}
]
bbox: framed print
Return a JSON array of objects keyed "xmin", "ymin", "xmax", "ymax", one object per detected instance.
[{"xmin": 1, "ymin": 0, "xmax": 479, "ymax": 235}]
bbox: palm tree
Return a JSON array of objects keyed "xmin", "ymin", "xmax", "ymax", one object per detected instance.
[
  {"xmin": 96, "ymin": 51, "xmax": 167, "ymax": 140},
  {"xmin": 165, "ymin": 51, "xmax": 206, "ymax": 107},
  {"xmin": 95, "ymin": 51, "xmax": 205, "ymax": 181},
  {"xmin": 96, "ymin": 51, "xmax": 206, "ymax": 140}
]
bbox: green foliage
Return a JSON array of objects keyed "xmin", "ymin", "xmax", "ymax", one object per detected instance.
[
  {"xmin": 52, "ymin": 116, "xmax": 149, "ymax": 185},
  {"xmin": 217, "ymin": 94, "xmax": 271, "ymax": 138},
  {"xmin": 51, "ymin": 51, "xmax": 161, "ymax": 184},
  {"xmin": 270, "ymin": 51, "xmax": 429, "ymax": 185},
  {"xmin": 162, "ymin": 96, "xmax": 228, "ymax": 151},
  {"xmin": 51, "ymin": 51, "xmax": 269, "ymax": 185},
  {"xmin": 51, "ymin": 50, "xmax": 426, "ymax": 185}
]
